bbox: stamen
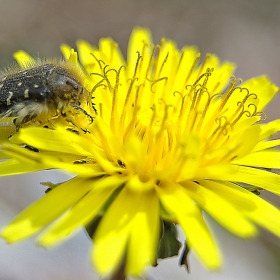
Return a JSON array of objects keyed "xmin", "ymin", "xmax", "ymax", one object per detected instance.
[
  {"xmin": 173, "ymin": 91, "xmax": 186, "ymax": 135},
  {"xmin": 172, "ymin": 143, "xmax": 196, "ymax": 182},
  {"xmin": 166, "ymin": 125, "xmax": 175, "ymax": 152},
  {"xmin": 116, "ymin": 52, "xmax": 140, "ymax": 138},
  {"xmin": 123, "ymin": 85, "xmax": 142, "ymax": 141},
  {"xmin": 138, "ymin": 44, "xmax": 148, "ymax": 74},
  {"xmin": 150, "ymin": 77, "xmax": 168, "ymax": 93},
  {"xmin": 145, "ymin": 45, "xmax": 159, "ymax": 80},
  {"xmin": 157, "ymin": 52, "xmax": 169, "ymax": 78},
  {"xmin": 134, "ymin": 121, "xmax": 146, "ymax": 140},
  {"xmin": 256, "ymin": 111, "xmax": 267, "ymax": 120},
  {"xmin": 247, "ymin": 103, "xmax": 258, "ymax": 115},
  {"xmin": 98, "ymin": 103, "xmax": 103, "ymax": 118},
  {"xmin": 231, "ymin": 109, "xmax": 252, "ymax": 127},
  {"xmin": 104, "ymin": 67, "xmax": 117, "ymax": 92},
  {"xmin": 156, "ymin": 99, "xmax": 174, "ymax": 140},
  {"xmin": 95, "ymin": 122, "xmax": 114, "ymax": 162},
  {"xmin": 181, "ymin": 68, "xmax": 214, "ymax": 134},
  {"xmin": 204, "ymin": 116, "xmax": 230, "ymax": 150},
  {"xmin": 183, "ymin": 53, "xmax": 200, "ymax": 88},
  {"xmin": 218, "ymin": 76, "xmax": 242, "ymax": 111},
  {"xmin": 196, "ymin": 53, "xmax": 211, "ymax": 78},
  {"xmin": 90, "ymin": 53, "xmax": 105, "ymax": 72},
  {"xmin": 229, "ymin": 90, "xmax": 258, "ymax": 126},
  {"xmin": 109, "ymin": 67, "xmax": 122, "ymax": 134},
  {"xmin": 176, "ymin": 51, "xmax": 184, "ymax": 75},
  {"xmin": 149, "ymin": 44, "xmax": 161, "ymax": 80},
  {"xmin": 194, "ymin": 89, "xmax": 212, "ymax": 133},
  {"xmin": 90, "ymin": 79, "xmax": 106, "ymax": 93},
  {"xmin": 191, "ymin": 68, "xmax": 212, "ymax": 90},
  {"xmin": 145, "ymin": 102, "xmax": 171, "ymax": 169},
  {"xmin": 143, "ymin": 105, "xmax": 157, "ymax": 152},
  {"xmin": 183, "ymin": 86, "xmax": 201, "ymax": 133}
]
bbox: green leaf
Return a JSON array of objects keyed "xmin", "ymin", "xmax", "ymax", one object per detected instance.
[{"xmin": 157, "ymin": 221, "xmax": 181, "ymax": 259}]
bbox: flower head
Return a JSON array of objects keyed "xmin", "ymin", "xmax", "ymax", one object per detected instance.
[{"xmin": 1, "ymin": 28, "xmax": 280, "ymax": 277}]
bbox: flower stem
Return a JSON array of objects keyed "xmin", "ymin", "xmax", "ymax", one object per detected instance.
[{"xmin": 110, "ymin": 261, "xmax": 126, "ymax": 280}]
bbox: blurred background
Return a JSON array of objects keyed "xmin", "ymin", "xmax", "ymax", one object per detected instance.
[{"xmin": 0, "ymin": 0, "xmax": 280, "ymax": 279}]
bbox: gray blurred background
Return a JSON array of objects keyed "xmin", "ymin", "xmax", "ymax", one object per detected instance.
[{"xmin": 0, "ymin": 0, "xmax": 280, "ymax": 279}]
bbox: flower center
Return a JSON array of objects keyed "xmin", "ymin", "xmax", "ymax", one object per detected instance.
[{"xmin": 90, "ymin": 42, "xmax": 264, "ymax": 182}]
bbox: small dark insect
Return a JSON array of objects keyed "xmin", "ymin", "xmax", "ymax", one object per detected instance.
[
  {"xmin": 0, "ymin": 60, "xmax": 90, "ymax": 127},
  {"xmin": 23, "ymin": 144, "xmax": 39, "ymax": 152}
]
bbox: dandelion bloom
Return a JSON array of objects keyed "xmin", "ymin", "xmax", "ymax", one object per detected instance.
[{"xmin": 1, "ymin": 28, "xmax": 280, "ymax": 278}]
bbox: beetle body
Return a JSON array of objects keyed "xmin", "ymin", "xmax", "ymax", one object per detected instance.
[{"xmin": 0, "ymin": 61, "xmax": 87, "ymax": 126}]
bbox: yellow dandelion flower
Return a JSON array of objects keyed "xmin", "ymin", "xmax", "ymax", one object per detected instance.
[{"xmin": 1, "ymin": 27, "xmax": 280, "ymax": 278}]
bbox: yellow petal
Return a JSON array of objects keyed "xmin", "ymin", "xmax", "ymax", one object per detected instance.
[
  {"xmin": 60, "ymin": 45, "xmax": 78, "ymax": 64},
  {"xmin": 233, "ymin": 150, "xmax": 280, "ymax": 169},
  {"xmin": 203, "ymin": 180, "xmax": 280, "ymax": 237},
  {"xmin": 182, "ymin": 181, "xmax": 257, "ymax": 237},
  {"xmin": 253, "ymin": 139, "xmax": 280, "ymax": 152},
  {"xmin": 2, "ymin": 143, "xmax": 104, "ymax": 176},
  {"xmin": 60, "ymin": 44, "xmax": 72, "ymax": 60},
  {"xmin": 18, "ymin": 127, "xmax": 94, "ymax": 156},
  {"xmin": 13, "ymin": 50, "xmax": 35, "ymax": 68},
  {"xmin": 195, "ymin": 163, "xmax": 234, "ymax": 180},
  {"xmin": 0, "ymin": 158, "xmax": 44, "ymax": 176},
  {"xmin": 241, "ymin": 76, "xmax": 279, "ymax": 111},
  {"xmin": 208, "ymin": 61, "xmax": 235, "ymax": 94},
  {"xmin": 231, "ymin": 116, "xmax": 260, "ymax": 137},
  {"xmin": 0, "ymin": 125, "xmax": 14, "ymax": 141},
  {"xmin": 99, "ymin": 38, "xmax": 125, "ymax": 70},
  {"xmin": 92, "ymin": 188, "xmax": 136, "ymax": 275},
  {"xmin": 93, "ymin": 186, "xmax": 159, "ymax": 276},
  {"xmin": 3, "ymin": 144, "xmax": 49, "ymax": 165},
  {"xmin": 154, "ymin": 40, "xmax": 179, "ymax": 98},
  {"xmin": 1, "ymin": 177, "xmax": 92, "ymax": 242},
  {"xmin": 258, "ymin": 119, "xmax": 280, "ymax": 141},
  {"xmin": 173, "ymin": 46, "xmax": 199, "ymax": 92},
  {"xmin": 229, "ymin": 125, "xmax": 261, "ymax": 160},
  {"xmin": 221, "ymin": 165, "xmax": 280, "ymax": 195},
  {"xmin": 126, "ymin": 190, "xmax": 159, "ymax": 276},
  {"xmin": 38, "ymin": 176, "xmax": 124, "ymax": 246},
  {"xmin": 155, "ymin": 182, "xmax": 221, "ymax": 269},
  {"xmin": 127, "ymin": 27, "xmax": 152, "ymax": 78},
  {"xmin": 76, "ymin": 39, "xmax": 102, "ymax": 77}
]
